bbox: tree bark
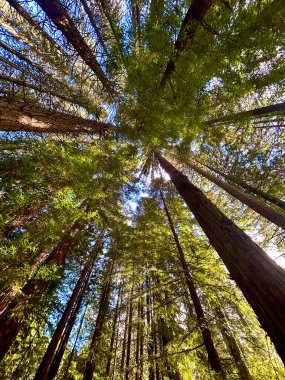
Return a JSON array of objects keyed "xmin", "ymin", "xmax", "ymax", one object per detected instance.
[
  {"xmin": 106, "ymin": 282, "xmax": 122, "ymax": 376},
  {"xmin": 80, "ymin": 0, "xmax": 110, "ymax": 58},
  {"xmin": 146, "ymin": 275, "xmax": 155, "ymax": 380},
  {"xmin": 201, "ymin": 161, "xmax": 285, "ymax": 211},
  {"xmin": 120, "ymin": 297, "xmax": 129, "ymax": 373},
  {"xmin": 154, "ymin": 150, "xmax": 285, "ymax": 365},
  {"xmin": 34, "ymin": 0, "xmax": 116, "ymax": 97},
  {"xmin": 0, "ymin": 202, "xmax": 89, "ymax": 360},
  {"xmin": 34, "ymin": 231, "xmax": 104, "ymax": 380},
  {"xmin": 184, "ymin": 160, "xmax": 285, "ymax": 229},
  {"xmin": 161, "ymin": 0, "xmax": 214, "ymax": 86},
  {"xmin": 83, "ymin": 259, "xmax": 114, "ymax": 380},
  {"xmin": 209, "ymin": 101, "xmax": 285, "ymax": 124},
  {"xmin": 125, "ymin": 283, "xmax": 134, "ymax": 380},
  {"xmin": 160, "ymin": 189, "xmax": 225, "ymax": 377},
  {"xmin": 0, "ymin": 97, "xmax": 115, "ymax": 134},
  {"xmin": 0, "ymin": 206, "xmax": 40, "ymax": 241},
  {"xmin": 6, "ymin": 0, "xmax": 67, "ymax": 55}
]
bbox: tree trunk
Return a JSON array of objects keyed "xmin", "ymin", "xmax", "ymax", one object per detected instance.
[
  {"xmin": 34, "ymin": 232, "xmax": 103, "ymax": 380},
  {"xmin": 0, "ymin": 207, "xmax": 40, "ymax": 241},
  {"xmin": 106, "ymin": 282, "xmax": 122, "ymax": 376},
  {"xmin": 161, "ymin": 0, "xmax": 214, "ymax": 86},
  {"xmin": 210, "ymin": 101, "xmax": 285, "ymax": 124},
  {"xmin": 125, "ymin": 283, "xmax": 134, "ymax": 380},
  {"xmin": 83, "ymin": 259, "xmax": 114, "ymax": 380},
  {"xmin": 62, "ymin": 301, "xmax": 89, "ymax": 378},
  {"xmin": 216, "ymin": 306, "xmax": 253, "ymax": 380},
  {"xmin": 80, "ymin": 0, "xmax": 110, "ymax": 58},
  {"xmin": 0, "ymin": 203, "xmax": 89, "ymax": 360},
  {"xmin": 146, "ymin": 275, "xmax": 155, "ymax": 380},
  {"xmin": 160, "ymin": 189, "xmax": 225, "ymax": 377},
  {"xmin": 201, "ymin": 161, "xmax": 285, "ymax": 211},
  {"xmin": 0, "ymin": 98, "xmax": 115, "ymax": 134},
  {"xmin": 135, "ymin": 294, "xmax": 141, "ymax": 380},
  {"xmin": 6, "ymin": 0, "xmax": 66, "ymax": 55},
  {"xmin": 154, "ymin": 150, "xmax": 285, "ymax": 365},
  {"xmin": 34, "ymin": 0, "xmax": 116, "ymax": 97},
  {"xmin": 120, "ymin": 298, "xmax": 129, "ymax": 373},
  {"xmin": 184, "ymin": 160, "xmax": 285, "ymax": 229}
]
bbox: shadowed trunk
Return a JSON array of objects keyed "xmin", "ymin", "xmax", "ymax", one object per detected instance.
[
  {"xmin": 83, "ymin": 259, "xmax": 114, "ymax": 380},
  {"xmin": 160, "ymin": 189, "xmax": 225, "ymax": 378},
  {"xmin": 125, "ymin": 283, "xmax": 134, "ymax": 380},
  {"xmin": 106, "ymin": 282, "xmax": 122, "ymax": 376},
  {"xmin": 155, "ymin": 151, "xmax": 285, "ymax": 365},
  {"xmin": 34, "ymin": 231, "xmax": 104, "ymax": 380},
  {"xmin": 146, "ymin": 275, "xmax": 155, "ymax": 380},
  {"xmin": 80, "ymin": 0, "xmax": 110, "ymax": 58},
  {"xmin": 183, "ymin": 160, "xmax": 285, "ymax": 229},
  {"xmin": 201, "ymin": 161, "xmax": 285, "ymax": 211},
  {"xmin": 0, "ymin": 202, "xmax": 89, "ymax": 360},
  {"xmin": 34, "ymin": 0, "xmax": 116, "ymax": 97},
  {"xmin": 210, "ymin": 101, "xmax": 285, "ymax": 124},
  {"xmin": 161, "ymin": 0, "xmax": 214, "ymax": 86}
]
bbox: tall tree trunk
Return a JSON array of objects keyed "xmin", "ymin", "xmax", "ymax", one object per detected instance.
[
  {"xmin": 0, "ymin": 203, "xmax": 89, "ymax": 361},
  {"xmin": 120, "ymin": 297, "xmax": 129, "ymax": 373},
  {"xmin": 216, "ymin": 306, "xmax": 253, "ymax": 380},
  {"xmin": 106, "ymin": 282, "xmax": 122, "ymax": 376},
  {"xmin": 135, "ymin": 293, "xmax": 141, "ymax": 380},
  {"xmin": 83, "ymin": 259, "xmax": 114, "ymax": 380},
  {"xmin": 210, "ymin": 101, "xmax": 285, "ymax": 124},
  {"xmin": 183, "ymin": 160, "xmax": 285, "ymax": 229},
  {"xmin": 34, "ymin": 0, "xmax": 116, "ymax": 97},
  {"xmin": 146, "ymin": 275, "xmax": 155, "ymax": 380},
  {"xmin": 80, "ymin": 0, "xmax": 110, "ymax": 58},
  {"xmin": 63, "ymin": 301, "xmax": 89, "ymax": 378},
  {"xmin": 125, "ymin": 283, "xmax": 134, "ymax": 380},
  {"xmin": 0, "ymin": 207, "xmax": 40, "ymax": 241},
  {"xmin": 160, "ymin": 189, "xmax": 225, "ymax": 377},
  {"xmin": 201, "ymin": 161, "xmax": 285, "ymax": 211},
  {"xmin": 0, "ymin": 98, "xmax": 115, "ymax": 134},
  {"xmin": 161, "ymin": 0, "xmax": 214, "ymax": 86},
  {"xmin": 154, "ymin": 151, "xmax": 285, "ymax": 364},
  {"xmin": 34, "ymin": 231, "xmax": 104, "ymax": 380}
]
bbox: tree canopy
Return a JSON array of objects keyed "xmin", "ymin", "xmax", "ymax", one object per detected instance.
[{"xmin": 0, "ymin": 0, "xmax": 284, "ymax": 379}]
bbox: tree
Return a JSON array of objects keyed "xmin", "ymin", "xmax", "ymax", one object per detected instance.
[
  {"xmin": 154, "ymin": 150, "xmax": 285, "ymax": 364},
  {"xmin": 1, "ymin": 0, "xmax": 285, "ymax": 378}
]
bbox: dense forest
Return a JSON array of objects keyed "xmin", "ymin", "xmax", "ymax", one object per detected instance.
[{"xmin": 0, "ymin": 0, "xmax": 284, "ymax": 379}]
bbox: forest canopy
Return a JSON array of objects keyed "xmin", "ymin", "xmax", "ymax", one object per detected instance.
[{"xmin": 0, "ymin": 0, "xmax": 285, "ymax": 379}]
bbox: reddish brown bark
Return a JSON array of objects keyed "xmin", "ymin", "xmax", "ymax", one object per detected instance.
[
  {"xmin": 83, "ymin": 259, "xmax": 114, "ymax": 380},
  {"xmin": 0, "ymin": 98, "xmax": 115, "ymax": 134},
  {"xmin": 155, "ymin": 151, "xmax": 285, "ymax": 365},
  {"xmin": 125, "ymin": 283, "xmax": 134, "ymax": 380},
  {"xmin": 0, "ymin": 204, "xmax": 89, "ymax": 360},
  {"xmin": 34, "ymin": 231, "xmax": 104, "ymax": 380},
  {"xmin": 160, "ymin": 189, "xmax": 225, "ymax": 377},
  {"xmin": 120, "ymin": 298, "xmax": 129, "ymax": 373},
  {"xmin": 0, "ymin": 208, "xmax": 38, "ymax": 241},
  {"xmin": 161, "ymin": 0, "xmax": 214, "ymax": 86},
  {"xmin": 184, "ymin": 161, "xmax": 285, "ymax": 229},
  {"xmin": 146, "ymin": 275, "xmax": 155, "ymax": 380},
  {"xmin": 34, "ymin": 0, "xmax": 116, "ymax": 97},
  {"xmin": 106, "ymin": 282, "xmax": 122, "ymax": 376}
]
